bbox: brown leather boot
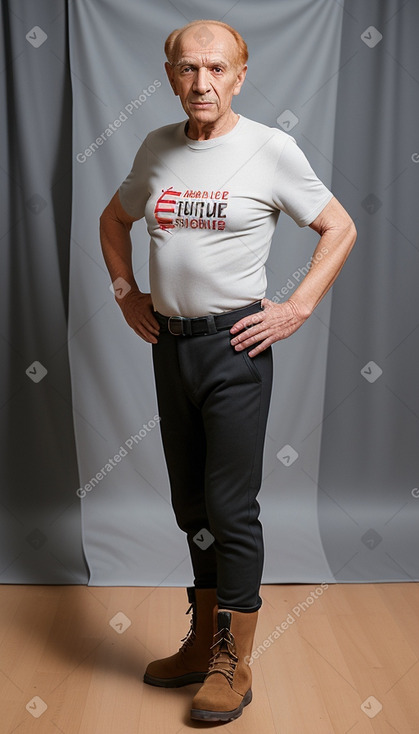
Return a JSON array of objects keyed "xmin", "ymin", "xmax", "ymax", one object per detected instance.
[
  {"xmin": 143, "ymin": 586, "xmax": 218, "ymax": 687},
  {"xmin": 190, "ymin": 607, "xmax": 258, "ymax": 721}
]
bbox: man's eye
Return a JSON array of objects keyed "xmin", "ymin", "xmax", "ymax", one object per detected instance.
[
  {"xmin": 213, "ymin": 67, "xmax": 223, "ymax": 73},
  {"xmin": 181, "ymin": 66, "xmax": 194, "ymax": 73}
]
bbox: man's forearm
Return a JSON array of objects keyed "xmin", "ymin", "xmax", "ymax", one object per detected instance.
[
  {"xmin": 290, "ymin": 217, "xmax": 357, "ymax": 318},
  {"xmin": 99, "ymin": 206, "xmax": 140, "ymax": 293},
  {"xmin": 99, "ymin": 194, "xmax": 159, "ymax": 342}
]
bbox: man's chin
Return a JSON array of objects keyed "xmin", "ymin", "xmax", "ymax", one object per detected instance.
[{"xmin": 186, "ymin": 104, "xmax": 217, "ymax": 118}]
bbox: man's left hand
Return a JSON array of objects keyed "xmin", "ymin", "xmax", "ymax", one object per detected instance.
[{"xmin": 230, "ymin": 298, "xmax": 309, "ymax": 357}]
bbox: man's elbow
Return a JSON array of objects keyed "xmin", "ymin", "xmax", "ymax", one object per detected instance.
[
  {"xmin": 99, "ymin": 201, "xmax": 113, "ymax": 226},
  {"xmin": 336, "ymin": 209, "xmax": 357, "ymax": 251},
  {"xmin": 347, "ymin": 217, "xmax": 357, "ymax": 250}
]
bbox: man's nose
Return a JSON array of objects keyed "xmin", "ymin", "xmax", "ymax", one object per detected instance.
[{"xmin": 193, "ymin": 67, "xmax": 211, "ymax": 94}]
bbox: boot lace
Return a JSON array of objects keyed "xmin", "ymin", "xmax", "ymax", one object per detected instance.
[
  {"xmin": 206, "ymin": 626, "xmax": 238, "ymax": 686},
  {"xmin": 179, "ymin": 603, "xmax": 196, "ymax": 653}
]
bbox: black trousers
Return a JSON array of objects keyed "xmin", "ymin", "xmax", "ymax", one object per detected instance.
[{"xmin": 151, "ymin": 301, "xmax": 273, "ymax": 612}]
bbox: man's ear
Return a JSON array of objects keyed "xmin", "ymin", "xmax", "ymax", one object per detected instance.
[
  {"xmin": 165, "ymin": 61, "xmax": 178, "ymax": 96},
  {"xmin": 232, "ymin": 64, "xmax": 247, "ymax": 97}
]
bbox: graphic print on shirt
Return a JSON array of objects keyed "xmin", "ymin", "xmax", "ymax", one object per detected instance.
[{"xmin": 154, "ymin": 187, "xmax": 229, "ymax": 231}]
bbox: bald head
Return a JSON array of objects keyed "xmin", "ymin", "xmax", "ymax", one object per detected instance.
[{"xmin": 165, "ymin": 20, "xmax": 248, "ymax": 69}]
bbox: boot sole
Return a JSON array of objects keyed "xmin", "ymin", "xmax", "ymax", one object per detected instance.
[
  {"xmin": 143, "ymin": 671, "xmax": 207, "ymax": 688},
  {"xmin": 190, "ymin": 688, "xmax": 252, "ymax": 721}
]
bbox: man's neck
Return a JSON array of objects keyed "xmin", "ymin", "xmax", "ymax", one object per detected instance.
[{"xmin": 185, "ymin": 110, "xmax": 239, "ymax": 141}]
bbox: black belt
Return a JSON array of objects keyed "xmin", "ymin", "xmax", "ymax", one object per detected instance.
[{"xmin": 154, "ymin": 301, "xmax": 262, "ymax": 336}]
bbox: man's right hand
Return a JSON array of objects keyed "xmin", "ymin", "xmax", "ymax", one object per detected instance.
[{"xmin": 118, "ymin": 289, "xmax": 160, "ymax": 344}]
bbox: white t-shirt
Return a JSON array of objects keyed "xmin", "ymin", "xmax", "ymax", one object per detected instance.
[{"xmin": 118, "ymin": 114, "xmax": 333, "ymax": 317}]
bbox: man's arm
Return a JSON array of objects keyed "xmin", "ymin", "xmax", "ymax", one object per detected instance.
[
  {"xmin": 99, "ymin": 191, "xmax": 160, "ymax": 343},
  {"xmin": 230, "ymin": 196, "xmax": 357, "ymax": 357}
]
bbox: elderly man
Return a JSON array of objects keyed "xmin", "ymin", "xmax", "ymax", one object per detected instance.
[{"xmin": 100, "ymin": 18, "xmax": 356, "ymax": 723}]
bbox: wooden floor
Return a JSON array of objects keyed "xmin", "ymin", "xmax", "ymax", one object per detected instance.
[{"xmin": 0, "ymin": 583, "xmax": 418, "ymax": 734}]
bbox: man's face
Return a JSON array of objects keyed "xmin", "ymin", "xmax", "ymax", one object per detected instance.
[{"xmin": 165, "ymin": 25, "xmax": 247, "ymax": 130}]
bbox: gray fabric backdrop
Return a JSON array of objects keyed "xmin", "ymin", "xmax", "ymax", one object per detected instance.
[{"xmin": 1, "ymin": 0, "xmax": 418, "ymax": 586}]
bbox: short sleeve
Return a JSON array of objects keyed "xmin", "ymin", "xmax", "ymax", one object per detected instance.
[
  {"xmin": 272, "ymin": 136, "xmax": 333, "ymax": 227},
  {"xmin": 118, "ymin": 138, "xmax": 150, "ymax": 220}
]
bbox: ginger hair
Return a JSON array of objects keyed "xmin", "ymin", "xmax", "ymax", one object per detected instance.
[{"xmin": 164, "ymin": 19, "xmax": 248, "ymax": 68}]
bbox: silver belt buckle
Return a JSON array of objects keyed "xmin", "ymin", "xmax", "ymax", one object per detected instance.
[{"xmin": 168, "ymin": 316, "xmax": 185, "ymax": 335}]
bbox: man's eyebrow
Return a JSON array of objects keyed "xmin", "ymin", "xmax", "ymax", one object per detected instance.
[{"xmin": 174, "ymin": 57, "xmax": 229, "ymax": 68}]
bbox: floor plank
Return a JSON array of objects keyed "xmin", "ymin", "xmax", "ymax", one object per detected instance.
[{"xmin": 0, "ymin": 584, "xmax": 418, "ymax": 733}]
